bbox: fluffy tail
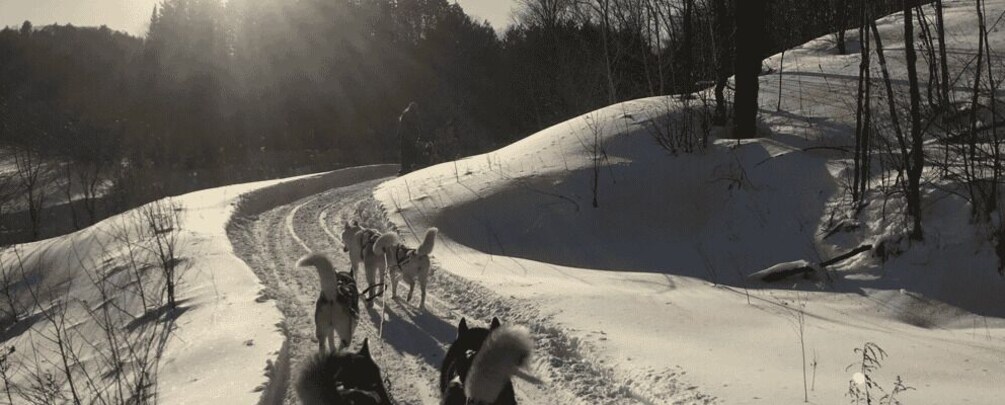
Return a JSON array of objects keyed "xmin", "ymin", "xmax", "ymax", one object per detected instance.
[
  {"xmin": 416, "ymin": 227, "xmax": 438, "ymax": 256},
  {"xmin": 297, "ymin": 253, "xmax": 333, "ymax": 272},
  {"xmin": 464, "ymin": 325, "xmax": 537, "ymax": 403},
  {"xmin": 295, "ymin": 352, "xmax": 340, "ymax": 405},
  {"xmin": 297, "ymin": 253, "xmax": 338, "ymax": 301},
  {"xmin": 373, "ymin": 233, "xmax": 400, "ymax": 255}
]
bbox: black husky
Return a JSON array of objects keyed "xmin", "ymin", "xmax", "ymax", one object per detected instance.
[
  {"xmin": 439, "ymin": 318, "xmax": 539, "ymax": 405},
  {"xmin": 296, "ymin": 339, "xmax": 394, "ymax": 405}
]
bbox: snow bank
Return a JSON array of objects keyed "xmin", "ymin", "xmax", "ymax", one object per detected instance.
[{"xmin": 1, "ymin": 164, "xmax": 394, "ymax": 404}]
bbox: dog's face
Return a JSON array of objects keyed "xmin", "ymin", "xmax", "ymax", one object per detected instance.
[
  {"xmin": 338, "ymin": 339, "xmax": 392, "ymax": 404},
  {"xmin": 448, "ymin": 317, "xmax": 501, "ymax": 385},
  {"xmin": 341, "ymin": 221, "xmax": 362, "ymax": 252}
]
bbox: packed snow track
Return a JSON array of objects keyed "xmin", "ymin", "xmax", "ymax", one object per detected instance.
[{"xmin": 226, "ymin": 173, "xmax": 620, "ymax": 404}]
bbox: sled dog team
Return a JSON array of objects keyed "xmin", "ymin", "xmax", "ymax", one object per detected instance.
[{"xmin": 295, "ymin": 221, "xmax": 540, "ymax": 404}]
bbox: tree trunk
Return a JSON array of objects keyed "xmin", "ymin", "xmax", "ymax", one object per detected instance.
[
  {"xmin": 836, "ymin": 0, "xmax": 849, "ymax": 54},
  {"xmin": 732, "ymin": 0, "xmax": 765, "ymax": 138},
  {"xmin": 713, "ymin": 0, "xmax": 731, "ymax": 124},
  {"xmin": 913, "ymin": 7, "xmax": 940, "ymax": 108},
  {"xmin": 600, "ymin": 0, "xmax": 617, "ymax": 104},
  {"xmin": 935, "ymin": 0, "xmax": 950, "ymax": 106},
  {"xmin": 904, "ymin": 4, "xmax": 925, "ymax": 240},
  {"xmin": 681, "ymin": 0, "xmax": 694, "ymax": 92},
  {"xmin": 853, "ymin": 4, "xmax": 872, "ymax": 203},
  {"xmin": 982, "ymin": 0, "xmax": 999, "ymax": 222},
  {"xmin": 860, "ymin": 1, "xmax": 872, "ymax": 201}
]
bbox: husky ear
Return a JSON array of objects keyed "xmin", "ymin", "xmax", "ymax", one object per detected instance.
[
  {"xmin": 490, "ymin": 317, "xmax": 501, "ymax": 330},
  {"xmin": 457, "ymin": 318, "xmax": 468, "ymax": 336},
  {"xmin": 359, "ymin": 338, "xmax": 371, "ymax": 358}
]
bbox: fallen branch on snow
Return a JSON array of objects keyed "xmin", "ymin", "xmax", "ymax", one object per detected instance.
[{"xmin": 748, "ymin": 244, "xmax": 873, "ymax": 283}]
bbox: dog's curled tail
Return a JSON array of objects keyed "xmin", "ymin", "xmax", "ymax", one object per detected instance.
[
  {"xmin": 295, "ymin": 352, "xmax": 340, "ymax": 405},
  {"xmin": 373, "ymin": 232, "xmax": 400, "ymax": 255},
  {"xmin": 416, "ymin": 227, "xmax": 438, "ymax": 256},
  {"xmin": 297, "ymin": 253, "xmax": 334, "ymax": 275},
  {"xmin": 465, "ymin": 325, "xmax": 539, "ymax": 403},
  {"xmin": 297, "ymin": 253, "xmax": 340, "ymax": 300}
]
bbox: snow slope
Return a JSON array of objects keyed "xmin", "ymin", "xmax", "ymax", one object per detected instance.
[
  {"xmin": 0, "ymin": 165, "xmax": 393, "ymax": 404},
  {"xmin": 376, "ymin": 2, "xmax": 1005, "ymax": 403}
]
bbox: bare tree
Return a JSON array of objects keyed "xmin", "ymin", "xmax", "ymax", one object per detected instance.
[
  {"xmin": 853, "ymin": 0, "xmax": 872, "ymax": 203},
  {"xmin": 75, "ymin": 158, "xmax": 107, "ymax": 225},
  {"xmin": 0, "ymin": 173, "xmax": 15, "ymax": 238},
  {"xmin": 516, "ymin": 0, "xmax": 575, "ymax": 29},
  {"xmin": 835, "ymin": 0, "xmax": 850, "ymax": 55},
  {"xmin": 904, "ymin": 3, "xmax": 925, "ymax": 241},
  {"xmin": 934, "ymin": 0, "xmax": 950, "ymax": 107},
  {"xmin": 869, "ymin": 19, "xmax": 907, "ymax": 197},
  {"xmin": 60, "ymin": 159, "xmax": 81, "ymax": 231},
  {"xmin": 13, "ymin": 148, "xmax": 48, "ymax": 241},
  {"xmin": 598, "ymin": 0, "xmax": 618, "ymax": 104},
  {"xmin": 713, "ymin": 0, "xmax": 732, "ymax": 124},
  {"xmin": 680, "ymin": 0, "xmax": 695, "ymax": 92}
]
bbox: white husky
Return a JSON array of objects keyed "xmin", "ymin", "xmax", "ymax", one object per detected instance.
[
  {"xmin": 373, "ymin": 228, "xmax": 438, "ymax": 310},
  {"xmin": 297, "ymin": 253, "xmax": 359, "ymax": 352},
  {"xmin": 341, "ymin": 220, "xmax": 386, "ymax": 304}
]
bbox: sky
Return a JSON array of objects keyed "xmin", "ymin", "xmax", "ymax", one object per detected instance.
[
  {"xmin": 456, "ymin": 0, "xmax": 518, "ymax": 30},
  {"xmin": 0, "ymin": 0, "xmax": 519, "ymax": 37}
]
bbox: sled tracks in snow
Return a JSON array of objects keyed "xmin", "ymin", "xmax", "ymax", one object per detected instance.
[{"xmin": 227, "ymin": 176, "xmax": 711, "ymax": 404}]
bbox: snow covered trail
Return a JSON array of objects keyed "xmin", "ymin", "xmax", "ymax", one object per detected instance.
[{"xmin": 227, "ymin": 178, "xmax": 628, "ymax": 404}]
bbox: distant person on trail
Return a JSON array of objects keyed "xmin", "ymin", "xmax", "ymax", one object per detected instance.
[{"xmin": 397, "ymin": 102, "xmax": 422, "ymax": 175}]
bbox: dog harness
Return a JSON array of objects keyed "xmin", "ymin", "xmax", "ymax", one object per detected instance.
[
  {"xmin": 318, "ymin": 271, "xmax": 360, "ymax": 319},
  {"xmin": 392, "ymin": 245, "xmax": 417, "ymax": 269},
  {"xmin": 357, "ymin": 229, "xmax": 380, "ymax": 259}
]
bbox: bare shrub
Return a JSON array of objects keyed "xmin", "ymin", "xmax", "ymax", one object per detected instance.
[
  {"xmin": 0, "ymin": 227, "xmax": 175, "ymax": 404},
  {"xmin": 845, "ymin": 342, "xmax": 915, "ymax": 404},
  {"xmin": 139, "ymin": 199, "xmax": 183, "ymax": 309},
  {"xmin": 647, "ymin": 96, "xmax": 711, "ymax": 155},
  {"xmin": 580, "ymin": 113, "xmax": 610, "ymax": 208}
]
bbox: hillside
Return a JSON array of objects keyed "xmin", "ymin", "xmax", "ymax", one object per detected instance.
[{"xmin": 375, "ymin": 1, "xmax": 1005, "ymax": 403}]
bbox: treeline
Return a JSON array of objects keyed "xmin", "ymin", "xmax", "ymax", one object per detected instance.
[
  {"xmin": 0, "ymin": 22, "xmax": 137, "ymax": 170},
  {"xmin": 0, "ymin": 0, "xmax": 905, "ymax": 240}
]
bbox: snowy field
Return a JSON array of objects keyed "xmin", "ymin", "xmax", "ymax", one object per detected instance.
[{"xmin": 2, "ymin": 1, "xmax": 1004, "ymax": 404}]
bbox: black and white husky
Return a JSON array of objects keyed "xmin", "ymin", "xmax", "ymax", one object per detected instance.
[
  {"xmin": 296, "ymin": 339, "xmax": 394, "ymax": 405},
  {"xmin": 298, "ymin": 253, "xmax": 360, "ymax": 352},
  {"xmin": 341, "ymin": 221, "xmax": 386, "ymax": 304},
  {"xmin": 372, "ymin": 228, "xmax": 438, "ymax": 309},
  {"xmin": 440, "ymin": 318, "xmax": 541, "ymax": 405}
]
